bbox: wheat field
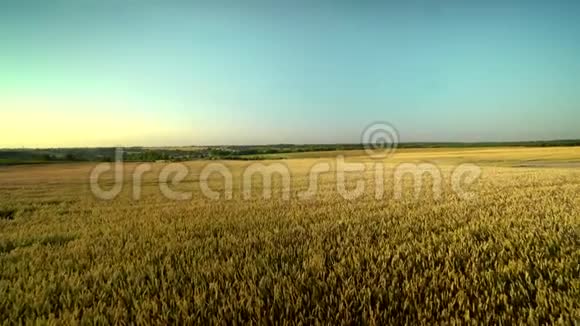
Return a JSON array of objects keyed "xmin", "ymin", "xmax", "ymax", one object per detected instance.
[{"xmin": 1, "ymin": 147, "xmax": 579, "ymax": 324}]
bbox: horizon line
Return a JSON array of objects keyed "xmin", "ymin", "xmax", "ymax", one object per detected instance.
[{"xmin": 2, "ymin": 138, "xmax": 580, "ymax": 151}]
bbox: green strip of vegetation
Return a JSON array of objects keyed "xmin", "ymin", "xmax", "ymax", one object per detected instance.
[{"xmin": 1, "ymin": 139, "xmax": 578, "ymax": 164}]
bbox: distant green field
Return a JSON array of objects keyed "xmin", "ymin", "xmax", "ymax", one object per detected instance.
[
  {"xmin": 1, "ymin": 139, "xmax": 580, "ymax": 165},
  {"xmin": 0, "ymin": 159, "xmax": 45, "ymax": 165}
]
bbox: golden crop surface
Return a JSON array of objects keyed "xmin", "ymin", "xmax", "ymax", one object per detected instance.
[{"xmin": 1, "ymin": 147, "xmax": 579, "ymax": 324}]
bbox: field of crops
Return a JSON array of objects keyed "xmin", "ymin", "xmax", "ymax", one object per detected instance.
[{"xmin": 1, "ymin": 147, "xmax": 579, "ymax": 324}]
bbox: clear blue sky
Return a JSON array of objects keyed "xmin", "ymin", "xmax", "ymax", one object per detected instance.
[{"xmin": 1, "ymin": 0, "xmax": 579, "ymax": 147}]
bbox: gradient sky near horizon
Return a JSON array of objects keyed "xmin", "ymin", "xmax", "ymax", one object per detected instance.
[{"xmin": 1, "ymin": 0, "xmax": 580, "ymax": 147}]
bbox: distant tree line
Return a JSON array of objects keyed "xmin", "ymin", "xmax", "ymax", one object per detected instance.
[{"xmin": 1, "ymin": 140, "xmax": 579, "ymax": 165}]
